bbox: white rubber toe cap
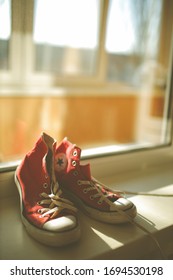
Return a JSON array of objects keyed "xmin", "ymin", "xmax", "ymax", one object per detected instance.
[
  {"xmin": 43, "ymin": 215, "xmax": 77, "ymax": 232},
  {"xmin": 111, "ymin": 197, "xmax": 133, "ymax": 211}
]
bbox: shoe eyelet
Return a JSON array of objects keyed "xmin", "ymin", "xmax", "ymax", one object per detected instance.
[
  {"xmin": 90, "ymin": 195, "xmax": 94, "ymax": 200},
  {"xmin": 83, "ymin": 188, "xmax": 88, "ymax": 193},
  {"xmin": 37, "ymin": 209, "xmax": 42, "ymax": 213},
  {"xmin": 77, "ymin": 180, "xmax": 82, "ymax": 185},
  {"xmin": 43, "ymin": 183, "xmax": 48, "ymax": 188},
  {"xmin": 37, "ymin": 201, "xmax": 41, "ymax": 205},
  {"xmin": 72, "ymin": 160, "xmax": 76, "ymax": 166},
  {"xmin": 97, "ymin": 200, "xmax": 103, "ymax": 204},
  {"xmin": 73, "ymin": 150, "xmax": 77, "ymax": 156},
  {"xmin": 73, "ymin": 170, "xmax": 78, "ymax": 176}
]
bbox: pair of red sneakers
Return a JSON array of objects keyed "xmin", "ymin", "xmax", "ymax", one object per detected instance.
[{"xmin": 15, "ymin": 133, "xmax": 137, "ymax": 246}]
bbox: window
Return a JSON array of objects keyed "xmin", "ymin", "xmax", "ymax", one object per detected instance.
[
  {"xmin": 105, "ymin": 0, "xmax": 163, "ymax": 84},
  {"xmin": 0, "ymin": 0, "xmax": 11, "ymax": 70},
  {"xmin": 0, "ymin": 0, "xmax": 173, "ymax": 167},
  {"xmin": 33, "ymin": 0, "xmax": 100, "ymax": 76}
]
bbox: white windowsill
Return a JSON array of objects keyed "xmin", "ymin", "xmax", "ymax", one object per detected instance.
[
  {"xmin": 0, "ymin": 161, "xmax": 173, "ymax": 260},
  {"xmin": 0, "ymin": 82, "xmax": 161, "ymax": 97}
]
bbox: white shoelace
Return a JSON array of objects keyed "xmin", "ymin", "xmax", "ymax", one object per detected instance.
[
  {"xmin": 37, "ymin": 182, "xmax": 77, "ymax": 218},
  {"xmin": 77, "ymin": 178, "xmax": 123, "ymax": 206}
]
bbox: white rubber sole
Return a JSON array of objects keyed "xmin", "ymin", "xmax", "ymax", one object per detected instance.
[
  {"xmin": 14, "ymin": 171, "xmax": 81, "ymax": 247},
  {"xmin": 61, "ymin": 186, "xmax": 137, "ymax": 224}
]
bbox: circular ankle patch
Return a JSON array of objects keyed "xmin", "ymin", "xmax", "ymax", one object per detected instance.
[{"xmin": 55, "ymin": 153, "xmax": 67, "ymax": 172}]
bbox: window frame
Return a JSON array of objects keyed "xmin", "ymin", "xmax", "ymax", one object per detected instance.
[
  {"xmin": 0, "ymin": 0, "xmax": 172, "ymax": 89},
  {"xmin": 0, "ymin": 0, "xmax": 108, "ymax": 88}
]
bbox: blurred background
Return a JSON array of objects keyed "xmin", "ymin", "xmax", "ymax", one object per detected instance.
[{"xmin": 0, "ymin": 0, "xmax": 173, "ymax": 163}]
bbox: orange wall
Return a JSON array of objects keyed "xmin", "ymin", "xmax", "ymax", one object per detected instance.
[{"xmin": 0, "ymin": 95, "xmax": 138, "ymax": 161}]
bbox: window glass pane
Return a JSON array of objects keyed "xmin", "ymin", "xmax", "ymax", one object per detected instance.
[
  {"xmin": 105, "ymin": 0, "xmax": 163, "ymax": 84},
  {"xmin": 33, "ymin": 0, "xmax": 100, "ymax": 75},
  {"xmin": 104, "ymin": 0, "xmax": 172, "ymax": 147},
  {"xmin": 0, "ymin": 0, "xmax": 11, "ymax": 70}
]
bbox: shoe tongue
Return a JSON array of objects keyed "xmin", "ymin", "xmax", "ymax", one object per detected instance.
[
  {"xmin": 42, "ymin": 133, "xmax": 57, "ymax": 182},
  {"xmin": 42, "ymin": 132, "xmax": 55, "ymax": 150},
  {"xmin": 80, "ymin": 164, "xmax": 92, "ymax": 180},
  {"xmin": 56, "ymin": 137, "xmax": 73, "ymax": 154}
]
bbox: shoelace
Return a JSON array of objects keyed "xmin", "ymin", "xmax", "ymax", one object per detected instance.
[
  {"xmin": 78, "ymin": 177, "xmax": 171, "ymax": 259},
  {"xmin": 77, "ymin": 178, "xmax": 117, "ymax": 206},
  {"xmin": 78, "ymin": 178, "xmax": 126, "ymax": 207},
  {"xmin": 37, "ymin": 182, "xmax": 77, "ymax": 218}
]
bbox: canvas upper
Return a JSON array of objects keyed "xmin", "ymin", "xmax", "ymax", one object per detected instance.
[
  {"xmin": 15, "ymin": 133, "xmax": 80, "ymax": 246},
  {"xmin": 55, "ymin": 138, "xmax": 137, "ymax": 223}
]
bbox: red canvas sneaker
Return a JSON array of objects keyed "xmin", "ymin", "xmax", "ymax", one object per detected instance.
[
  {"xmin": 14, "ymin": 133, "xmax": 80, "ymax": 246},
  {"xmin": 55, "ymin": 138, "xmax": 137, "ymax": 224}
]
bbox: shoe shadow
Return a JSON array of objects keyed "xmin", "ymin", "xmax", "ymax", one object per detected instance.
[
  {"xmin": 79, "ymin": 211, "xmax": 168, "ymax": 260},
  {"xmin": 32, "ymin": 210, "xmax": 166, "ymax": 260}
]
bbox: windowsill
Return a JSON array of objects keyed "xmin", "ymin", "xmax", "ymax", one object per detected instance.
[
  {"xmin": 0, "ymin": 142, "xmax": 167, "ymax": 172},
  {"xmin": 0, "ymin": 83, "xmax": 164, "ymax": 97},
  {"xmin": 0, "ymin": 162, "xmax": 173, "ymax": 260}
]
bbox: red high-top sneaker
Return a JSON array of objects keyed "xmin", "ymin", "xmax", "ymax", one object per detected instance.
[
  {"xmin": 55, "ymin": 138, "xmax": 137, "ymax": 224},
  {"xmin": 14, "ymin": 133, "xmax": 80, "ymax": 246}
]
